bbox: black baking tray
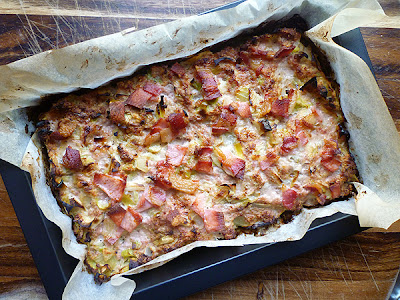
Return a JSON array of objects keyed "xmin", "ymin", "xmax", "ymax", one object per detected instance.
[{"xmin": 0, "ymin": 7, "xmax": 374, "ymax": 300}]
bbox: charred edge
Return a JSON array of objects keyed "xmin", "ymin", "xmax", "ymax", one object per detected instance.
[
  {"xmin": 144, "ymin": 107, "xmax": 154, "ymax": 113},
  {"xmin": 35, "ymin": 120, "xmax": 50, "ymax": 128},
  {"xmin": 301, "ymin": 34, "xmax": 338, "ymax": 85},
  {"xmin": 259, "ymin": 119, "xmax": 272, "ymax": 132},
  {"xmin": 295, "ymin": 52, "xmax": 309, "ymax": 60},
  {"xmin": 129, "ymin": 259, "xmax": 140, "ymax": 270},
  {"xmin": 339, "ymin": 122, "xmax": 350, "ymax": 140},
  {"xmin": 61, "ymin": 200, "xmax": 74, "ymax": 214},
  {"xmin": 84, "ymin": 232, "xmax": 91, "ymax": 243},
  {"xmin": 214, "ymin": 56, "xmax": 235, "ymax": 66},
  {"xmin": 337, "ymin": 114, "xmax": 361, "ymax": 184},
  {"xmin": 280, "ymin": 210, "xmax": 300, "ymax": 224},
  {"xmin": 70, "ymin": 198, "xmax": 84, "ymax": 209},
  {"xmin": 110, "ymin": 157, "xmax": 121, "ymax": 173},
  {"xmin": 246, "ymin": 220, "xmax": 275, "ymax": 230},
  {"xmin": 54, "ymin": 179, "xmax": 63, "ymax": 188},
  {"xmin": 206, "ymin": 14, "xmax": 309, "ymax": 55},
  {"xmin": 300, "ymin": 77, "xmax": 336, "ymax": 109},
  {"xmin": 83, "ymin": 258, "xmax": 110, "ymax": 284},
  {"xmin": 37, "ymin": 134, "xmax": 63, "ymax": 204},
  {"xmin": 91, "ymin": 112, "xmax": 102, "ymax": 119},
  {"xmin": 236, "ymin": 216, "xmax": 278, "ymax": 235},
  {"xmin": 160, "ymin": 95, "xmax": 167, "ymax": 109},
  {"xmin": 303, "ymin": 183, "xmax": 358, "ymax": 209},
  {"xmin": 75, "ymin": 215, "xmax": 93, "ymax": 229},
  {"xmin": 37, "ymin": 127, "xmax": 52, "ymax": 141},
  {"xmin": 300, "ymin": 76, "xmax": 317, "ymax": 91}
]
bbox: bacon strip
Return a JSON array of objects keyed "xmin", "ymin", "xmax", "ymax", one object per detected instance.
[
  {"xmin": 204, "ymin": 209, "xmax": 225, "ymax": 232},
  {"xmin": 229, "ymin": 102, "xmax": 251, "ymax": 118},
  {"xmin": 271, "ymin": 98, "xmax": 290, "ymax": 118},
  {"xmin": 109, "ymin": 101, "xmax": 125, "ymax": 124},
  {"xmin": 107, "ymin": 204, "xmax": 126, "ymax": 227},
  {"xmin": 305, "ymin": 183, "xmax": 323, "ymax": 196},
  {"xmin": 211, "ymin": 127, "xmax": 229, "ymax": 135},
  {"xmin": 62, "ymin": 146, "xmax": 83, "ymax": 170},
  {"xmin": 321, "ymin": 159, "xmax": 341, "ymax": 172},
  {"xmin": 94, "ymin": 173, "xmax": 127, "ymax": 202},
  {"xmin": 171, "ymin": 63, "xmax": 186, "ymax": 77},
  {"xmin": 195, "ymin": 67, "xmax": 221, "ymax": 101},
  {"xmin": 167, "ymin": 112, "xmax": 187, "ymax": 134},
  {"xmin": 166, "ymin": 144, "xmax": 187, "ymax": 166},
  {"xmin": 108, "ymin": 204, "xmax": 142, "ymax": 233},
  {"xmin": 274, "ymin": 45, "xmax": 296, "ymax": 58},
  {"xmin": 191, "ymin": 194, "xmax": 207, "ymax": 218},
  {"xmin": 296, "ymin": 130, "xmax": 309, "ymax": 146},
  {"xmin": 282, "ymin": 189, "xmax": 298, "ymax": 210},
  {"xmin": 126, "ymin": 88, "xmax": 152, "ymax": 108},
  {"xmin": 281, "ymin": 136, "xmax": 299, "ymax": 154},
  {"xmin": 237, "ymin": 102, "xmax": 251, "ymax": 118},
  {"xmin": 259, "ymin": 152, "xmax": 279, "ymax": 171},
  {"xmin": 144, "ymin": 118, "xmax": 169, "ymax": 146},
  {"xmin": 212, "ymin": 108, "xmax": 237, "ymax": 135},
  {"xmin": 50, "ymin": 131, "xmax": 68, "ymax": 140},
  {"xmin": 214, "ymin": 148, "xmax": 246, "ymax": 179},
  {"xmin": 195, "ymin": 147, "xmax": 213, "ymax": 174},
  {"xmin": 136, "ymin": 189, "xmax": 154, "ymax": 212},
  {"xmin": 239, "ymin": 51, "xmax": 250, "ymax": 65},
  {"xmin": 320, "ymin": 140, "xmax": 341, "ymax": 172},
  {"xmin": 148, "ymin": 186, "xmax": 167, "ymax": 206},
  {"xmin": 329, "ymin": 182, "xmax": 341, "ymax": 199},
  {"xmin": 143, "ymin": 82, "xmax": 162, "ymax": 96},
  {"xmin": 120, "ymin": 208, "xmax": 142, "ymax": 232},
  {"xmin": 249, "ymin": 46, "xmax": 275, "ymax": 59},
  {"xmin": 145, "ymin": 113, "xmax": 187, "ymax": 146},
  {"xmin": 227, "ymin": 157, "xmax": 246, "ymax": 179}
]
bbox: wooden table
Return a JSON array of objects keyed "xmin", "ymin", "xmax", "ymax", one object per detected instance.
[{"xmin": 0, "ymin": 1, "xmax": 399, "ymax": 299}]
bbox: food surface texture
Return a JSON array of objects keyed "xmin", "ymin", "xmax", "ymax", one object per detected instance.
[{"xmin": 37, "ymin": 27, "xmax": 358, "ymax": 282}]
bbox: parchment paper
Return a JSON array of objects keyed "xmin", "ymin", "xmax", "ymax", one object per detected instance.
[{"xmin": 0, "ymin": 0, "xmax": 399, "ymax": 299}]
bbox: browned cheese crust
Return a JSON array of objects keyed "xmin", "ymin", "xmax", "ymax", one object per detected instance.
[{"xmin": 37, "ymin": 27, "xmax": 358, "ymax": 282}]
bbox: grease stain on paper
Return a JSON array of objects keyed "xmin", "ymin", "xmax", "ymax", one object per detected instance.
[
  {"xmin": 367, "ymin": 154, "xmax": 381, "ymax": 164},
  {"xmin": 348, "ymin": 112, "xmax": 363, "ymax": 129},
  {"xmin": 374, "ymin": 172, "xmax": 389, "ymax": 188},
  {"xmin": 81, "ymin": 59, "xmax": 89, "ymax": 69}
]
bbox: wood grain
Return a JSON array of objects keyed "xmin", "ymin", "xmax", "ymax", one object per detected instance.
[
  {"xmin": 0, "ymin": 177, "xmax": 42, "ymax": 294},
  {"xmin": 0, "ymin": 0, "xmax": 233, "ymax": 65},
  {"xmin": 361, "ymin": 27, "xmax": 400, "ymax": 131},
  {"xmin": 0, "ymin": 0, "xmax": 399, "ymax": 299},
  {"xmin": 185, "ymin": 233, "xmax": 400, "ymax": 299}
]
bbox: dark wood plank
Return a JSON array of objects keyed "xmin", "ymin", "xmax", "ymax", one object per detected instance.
[
  {"xmin": 184, "ymin": 233, "xmax": 400, "ymax": 299},
  {"xmin": 379, "ymin": 0, "xmax": 400, "ymax": 16},
  {"xmin": 361, "ymin": 27, "xmax": 400, "ymax": 131},
  {"xmin": 0, "ymin": 0, "xmax": 233, "ymax": 17},
  {"xmin": 0, "ymin": 14, "xmax": 169, "ymax": 65},
  {"xmin": 0, "ymin": 177, "xmax": 42, "ymax": 294},
  {"xmin": 0, "ymin": 0, "xmax": 399, "ymax": 299},
  {"xmin": 0, "ymin": 0, "xmax": 233, "ymax": 65}
]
